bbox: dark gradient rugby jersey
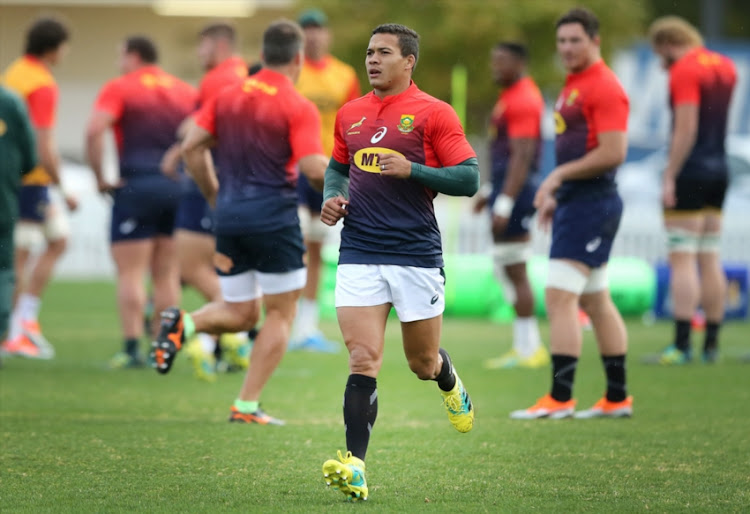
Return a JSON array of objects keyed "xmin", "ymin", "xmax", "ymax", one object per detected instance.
[
  {"xmin": 669, "ymin": 47, "xmax": 736, "ymax": 180},
  {"xmin": 332, "ymin": 82, "xmax": 476, "ymax": 267},
  {"xmin": 197, "ymin": 56, "xmax": 248, "ymax": 108},
  {"xmin": 195, "ymin": 68, "xmax": 323, "ymax": 235},
  {"xmin": 554, "ymin": 60, "xmax": 629, "ymax": 201},
  {"xmin": 489, "ymin": 76, "xmax": 543, "ymax": 189},
  {"xmin": 94, "ymin": 65, "xmax": 197, "ymax": 178}
]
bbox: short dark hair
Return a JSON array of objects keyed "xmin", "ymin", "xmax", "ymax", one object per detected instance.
[
  {"xmin": 200, "ymin": 22, "xmax": 236, "ymax": 45},
  {"xmin": 556, "ymin": 7, "xmax": 600, "ymax": 39},
  {"xmin": 125, "ymin": 35, "xmax": 158, "ymax": 64},
  {"xmin": 371, "ymin": 24, "xmax": 420, "ymax": 70},
  {"xmin": 262, "ymin": 19, "xmax": 304, "ymax": 66},
  {"xmin": 494, "ymin": 42, "xmax": 528, "ymax": 61},
  {"xmin": 25, "ymin": 17, "xmax": 69, "ymax": 56}
]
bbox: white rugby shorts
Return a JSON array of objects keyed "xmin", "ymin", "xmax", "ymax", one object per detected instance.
[{"xmin": 335, "ymin": 264, "xmax": 445, "ymax": 322}]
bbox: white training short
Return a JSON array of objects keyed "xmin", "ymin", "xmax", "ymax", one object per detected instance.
[
  {"xmin": 335, "ymin": 264, "xmax": 445, "ymax": 322},
  {"xmin": 219, "ymin": 267, "xmax": 307, "ymax": 303}
]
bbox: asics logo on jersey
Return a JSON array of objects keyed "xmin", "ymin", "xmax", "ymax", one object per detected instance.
[
  {"xmin": 586, "ymin": 237, "xmax": 602, "ymax": 253},
  {"xmin": 370, "ymin": 127, "xmax": 387, "ymax": 144}
]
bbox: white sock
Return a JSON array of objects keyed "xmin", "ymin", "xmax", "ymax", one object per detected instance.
[
  {"xmin": 18, "ymin": 294, "xmax": 41, "ymax": 323},
  {"xmin": 197, "ymin": 332, "xmax": 216, "ymax": 354},
  {"xmin": 8, "ymin": 309, "xmax": 22, "ymax": 340},
  {"xmin": 513, "ymin": 317, "xmax": 541, "ymax": 359},
  {"xmin": 293, "ymin": 298, "xmax": 319, "ymax": 341}
]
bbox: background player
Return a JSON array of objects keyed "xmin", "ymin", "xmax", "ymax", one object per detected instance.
[
  {"xmin": 86, "ymin": 36, "xmax": 196, "ymax": 368},
  {"xmin": 647, "ymin": 16, "xmax": 737, "ymax": 365},
  {"xmin": 510, "ymin": 8, "xmax": 632, "ymax": 420},
  {"xmin": 319, "ymin": 23, "xmax": 479, "ymax": 502},
  {"xmin": 170, "ymin": 22, "xmax": 251, "ymax": 380},
  {"xmin": 290, "ymin": 8, "xmax": 360, "ymax": 352},
  {"xmin": 0, "ymin": 85, "xmax": 37, "ymax": 359},
  {"xmin": 1, "ymin": 17, "xmax": 76, "ymax": 359},
  {"xmin": 474, "ymin": 41, "xmax": 548, "ymax": 370},
  {"xmin": 152, "ymin": 19, "xmax": 328, "ymax": 426}
]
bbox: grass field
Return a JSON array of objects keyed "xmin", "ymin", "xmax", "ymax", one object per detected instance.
[{"xmin": 1, "ymin": 281, "xmax": 749, "ymax": 512}]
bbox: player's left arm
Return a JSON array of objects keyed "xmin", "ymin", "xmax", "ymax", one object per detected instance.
[
  {"xmin": 290, "ymin": 100, "xmax": 327, "ymax": 191},
  {"xmin": 13, "ymin": 96, "xmax": 38, "ymax": 175},
  {"xmin": 379, "ymin": 103, "xmax": 479, "ymax": 197}
]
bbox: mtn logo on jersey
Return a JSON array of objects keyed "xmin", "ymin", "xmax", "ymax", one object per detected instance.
[
  {"xmin": 353, "ymin": 147, "xmax": 405, "ymax": 173},
  {"xmin": 554, "ymin": 112, "xmax": 567, "ymax": 135},
  {"xmin": 347, "ymin": 116, "xmax": 366, "ymax": 135},
  {"xmin": 370, "ymin": 127, "xmax": 387, "ymax": 143},
  {"xmin": 397, "ymin": 114, "xmax": 415, "ymax": 133}
]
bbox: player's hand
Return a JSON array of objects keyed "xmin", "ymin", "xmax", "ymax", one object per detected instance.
[
  {"xmin": 536, "ymin": 196, "xmax": 557, "ymax": 232},
  {"xmin": 160, "ymin": 145, "xmax": 182, "ymax": 180},
  {"xmin": 662, "ymin": 177, "xmax": 676, "ymax": 209},
  {"xmin": 378, "ymin": 153, "xmax": 411, "ymax": 179},
  {"xmin": 473, "ymin": 196, "xmax": 488, "ymax": 214},
  {"xmin": 97, "ymin": 178, "xmax": 124, "ymax": 196},
  {"xmin": 321, "ymin": 196, "xmax": 349, "ymax": 226},
  {"xmin": 491, "ymin": 214, "xmax": 510, "ymax": 238},
  {"xmin": 64, "ymin": 193, "xmax": 79, "ymax": 212},
  {"xmin": 533, "ymin": 171, "xmax": 562, "ymax": 209}
]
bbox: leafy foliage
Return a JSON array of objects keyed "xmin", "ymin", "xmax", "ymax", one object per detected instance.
[{"xmin": 297, "ymin": 0, "xmax": 648, "ymax": 132}]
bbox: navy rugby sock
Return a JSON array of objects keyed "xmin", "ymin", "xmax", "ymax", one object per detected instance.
[
  {"xmin": 674, "ymin": 319, "xmax": 692, "ymax": 353},
  {"xmin": 704, "ymin": 322, "xmax": 720, "ymax": 352},
  {"xmin": 550, "ymin": 354, "xmax": 578, "ymax": 402},
  {"xmin": 435, "ymin": 348, "xmax": 457, "ymax": 392},
  {"xmin": 601, "ymin": 354, "xmax": 627, "ymax": 402}
]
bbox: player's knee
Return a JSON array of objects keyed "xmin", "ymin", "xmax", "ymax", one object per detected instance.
[
  {"xmin": 697, "ymin": 232, "xmax": 721, "ymax": 254},
  {"xmin": 545, "ymin": 260, "xmax": 588, "ymax": 313},
  {"xmin": 666, "ymin": 227, "xmax": 699, "ymax": 254},
  {"xmin": 14, "ymin": 223, "xmax": 44, "ymax": 250},
  {"xmin": 347, "ymin": 342, "xmax": 382, "ymax": 375},
  {"xmin": 227, "ymin": 301, "xmax": 261, "ymax": 332},
  {"xmin": 46, "ymin": 236, "xmax": 68, "ymax": 255},
  {"xmin": 406, "ymin": 352, "xmax": 439, "ymax": 380}
]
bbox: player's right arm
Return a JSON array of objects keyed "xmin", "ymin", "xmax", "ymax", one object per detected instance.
[
  {"xmin": 321, "ymin": 109, "xmax": 350, "ymax": 226},
  {"xmin": 662, "ymin": 63, "xmax": 700, "ymax": 208},
  {"xmin": 183, "ymin": 95, "xmax": 219, "ymax": 206},
  {"xmin": 28, "ymin": 85, "xmax": 77, "ymax": 209},
  {"xmin": 86, "ymin": 80, "xmax": 124, "ymax": 195},
  {"xmin": 181, "ymin": 125, "xmax": 218, "ymax": 207},
  {"xmin": 321, "ymin": 158, "xmax": 350, "ymax": 226}
]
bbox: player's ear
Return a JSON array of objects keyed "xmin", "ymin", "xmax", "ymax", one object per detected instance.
[{"xmin": 405, "ymin": 54, "xmax": 415, "ymax": 72}]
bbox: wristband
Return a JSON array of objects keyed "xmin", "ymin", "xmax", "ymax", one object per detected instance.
[{"xmin": 492, "ymin": 194, "xmax": 515, "ymax": 218}]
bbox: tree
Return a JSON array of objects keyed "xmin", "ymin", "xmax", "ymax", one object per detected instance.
[{"xmin": 298, "ymin": 0, "xmax": 648, "ymax": 134}]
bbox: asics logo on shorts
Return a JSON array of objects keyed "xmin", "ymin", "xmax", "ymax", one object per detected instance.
[
  {"xmin": 586, "ymin": 237, "xmax": 602, "ymax": 253},
  {"xmin": 431, "ymin": 294, "xmax": 439, "ymax": 305},
  {"xmin": 370, "ymin": 127, "xmax": 387, "ymax": 144},
  {"xmin": 119, "ymin": 218, "xmax": 137, "ymax": 235}
]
